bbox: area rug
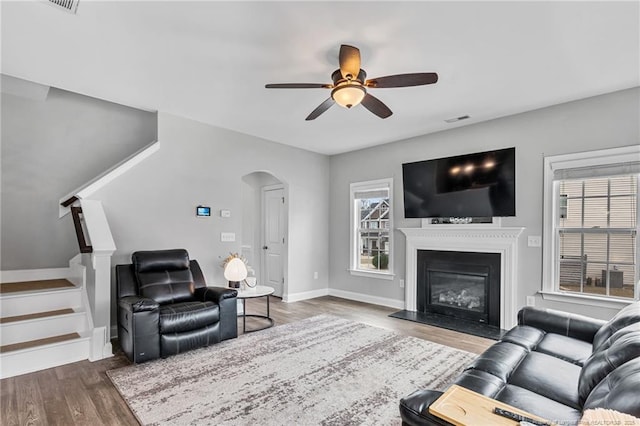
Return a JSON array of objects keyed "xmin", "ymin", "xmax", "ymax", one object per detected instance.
[{"xmin": 107, "ymin": 315, "xmax": 476, "ymax": 425}]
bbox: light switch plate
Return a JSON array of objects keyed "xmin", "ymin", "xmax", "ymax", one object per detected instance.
[
  {"xmin": 220, "ymin": 232, "xmax": 235, "ymax": 242},
  {"xmin": 220, "ymin": 209, "xmax": 231, "ymax": 218},
  {"xmin": 528, "ymin": 236, "xmax": 542, "ymax": 247}
]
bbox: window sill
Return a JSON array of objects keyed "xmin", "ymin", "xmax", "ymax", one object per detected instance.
[
  {"xmin": 539, "ymin": 290, "xmax": 636, "ymax": 310},
  {"xmin": 348, "ymin": 269, "xmax": 395, "ymax": 281}
]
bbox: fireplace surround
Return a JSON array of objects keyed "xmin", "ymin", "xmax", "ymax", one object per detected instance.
[{"xmin": 400, "ymin": 225, "xmax": 524, "ymax": 329}]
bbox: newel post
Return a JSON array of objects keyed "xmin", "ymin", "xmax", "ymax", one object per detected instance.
[{"xmin": 80, "ymin": 199, "xmax": 116, "ymax": 360}]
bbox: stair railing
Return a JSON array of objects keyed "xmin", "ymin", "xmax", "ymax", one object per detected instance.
[{"xmin": 70, "ymin": 206, "xmax": 93, "ymax": 254}]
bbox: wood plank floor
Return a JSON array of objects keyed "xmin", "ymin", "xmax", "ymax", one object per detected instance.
[{"xmin": 0, "ymin": 296, "xmax": 493, "ymax": 425}]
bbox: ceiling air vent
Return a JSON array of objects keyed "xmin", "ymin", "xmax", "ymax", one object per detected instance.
[{"xmin": 47, "ymin": 0, "xmax": 79, "ymax": 14}]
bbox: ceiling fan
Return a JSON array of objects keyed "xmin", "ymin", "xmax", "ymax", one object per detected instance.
[{"xmin": 265, "ymin": 44, "xmax": 438, "ymax": 121}]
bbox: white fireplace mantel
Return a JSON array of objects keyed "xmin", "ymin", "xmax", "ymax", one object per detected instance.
[{"xmin": 399, "ymin": 226, "xmax": 525, "ymax": 329}]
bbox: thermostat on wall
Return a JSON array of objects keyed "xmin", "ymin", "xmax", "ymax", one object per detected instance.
[{"xmin": 196, "ymin": 205, "xmax": 211, "ymax": 217}]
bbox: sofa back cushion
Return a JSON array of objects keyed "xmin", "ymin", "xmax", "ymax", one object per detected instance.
[
  {"xmin": 578, "ymin": 325, "xmax": 640, "ymax": 405},
  {"xmin": 133, "ymin": 249, "xmax": 195, "ymax": 305},
  {"xmin": 583, "ymin": 357, "xmax": 640, "ymax": 417},
  {"xmin": 592, "ymin": 302, "xmax": 640, "ymax": 350}
]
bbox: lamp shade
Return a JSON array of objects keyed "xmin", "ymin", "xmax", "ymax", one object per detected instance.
[
  {"xmin": 224, "ymin": 257, "xmax": 248, "ymax": 282},
  {"xmin": 331, "ymin": 84, "xmax": 366, "ymax": 109}
]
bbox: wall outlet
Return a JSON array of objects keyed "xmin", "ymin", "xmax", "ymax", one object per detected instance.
[
  {"xmin": 399, "ymin": 279, "xmax": 405, "ymax": 288},
  {"xmin": 528, "ymin": 236, "xmax": 542, "ymax": 247},
  {"xmin": 313, "ymin": 271, "xmax": 318, "ymax": 279},
  {"xmin": 526, "ymin": 296, "xmax": 536, "ymax": 307},
  {"xmin": 220, "ymin": 232, "xmax": 235, "ymax": 242}
]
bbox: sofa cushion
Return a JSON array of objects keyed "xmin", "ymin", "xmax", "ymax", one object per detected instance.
[
  {"xmin": 536, "ymin": 333, "xmax": 593, "ymax": 366},
  {"xmin": 583, "ymin": 358, "xmax": 640, "ymax": 417},
  {"xmin": 500, "ymin": 325, "xmax": 544, "ymax": 351},
  {"xmin": 509, "ymin": 351, "xmax": 582, "ymax": 409},
  {"xmin": 453, "ymin": 369, "xmax": 506, "ymax": 399},
  {"xmin": 159, "ymin": 301, "xmax": 219, "ymax": 334},
  {"xmin": 578, "ymin": 328, "xmax": 640, "ymax": 405},
  {"xmin": 495, "ymin": 384, "xmax": 583, "ymax": 425},
  {"xmin": 463, "ymin": 342, "xmax": 528, "ymax": 383},
  {"xmin": 592, "ymin": 302, "xmax": 640, "ymax": 350}
]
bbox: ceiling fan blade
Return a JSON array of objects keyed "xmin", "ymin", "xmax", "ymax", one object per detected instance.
[
  {"xmin": 339, "ymin": 44, "xmax": 361, "ymax": 80},
  {"xmin": 265, "ymin": 83, "xmax": 332, "ymax": 89},
  {"xmin": 361, "ymin": 93, "xmax": 392, "ymax": 119},
  {"xmin": 305, "ymin": 98, "xmax": 335, "ymax": 121},
  {"xmin": 365, "ymin": 73, "xmax": 438, "ymax": 88}
]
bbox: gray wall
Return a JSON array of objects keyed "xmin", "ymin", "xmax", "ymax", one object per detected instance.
[
  {"xmin": 328, "ymin": 87, "xmax": 640, "ymax": 320},
  {"xmin": 90, "ymin": 112, "xmax": 330, "ymax": 325},
  {"xmin": 1, "ymin": 86, "xmax": 157, "ymax": 270}
]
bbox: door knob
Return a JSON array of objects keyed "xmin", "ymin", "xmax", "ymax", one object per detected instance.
[{"xmin": 263, "ymin": 245, "xmax": 268, "ymax": 250}]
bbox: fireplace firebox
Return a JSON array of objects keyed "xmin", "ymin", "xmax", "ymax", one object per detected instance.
[{"xmin": 417, "ymin": 250, "xmax": 501, "ymax": 327}]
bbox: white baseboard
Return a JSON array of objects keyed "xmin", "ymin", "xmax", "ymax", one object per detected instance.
[
  {"xmin": 283, "ymin": 288, "xmax": 329, "ymax": 303},
  {"xmin": 1, "ymin": 267, "xmax": 71, "ymax": 283},
  {"xmin": 328, "ymin": 289, "xmax": 405, "ymax": 310},
  {"xmin": 282, "ymin": 286, "xmax": 404, "ymax": 311}
]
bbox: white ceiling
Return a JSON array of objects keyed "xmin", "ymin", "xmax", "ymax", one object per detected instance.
[{"xmin": 2, "ymin": 1, "xmax": 638, "ymax": 155}]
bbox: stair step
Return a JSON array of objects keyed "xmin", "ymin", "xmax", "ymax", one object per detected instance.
[
  {"xmin": 0, "ymin": 332, "xmax": 81, "ymax": 353},
  {"xmin": 0, "ymin": 308, "xmax": 75, "ymax": 324},
  {"xmin": 0, "ymin": 279, "xmax": 75, "ymax": 294}
]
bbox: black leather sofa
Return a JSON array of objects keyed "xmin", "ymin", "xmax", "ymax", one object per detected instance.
[
  {"xmin": 116, "ymin": 249, "xmax": 238, "ymax": 363},
  {"xmin": 400, "ymin": 302, "xmax": 640, "ymax": 425}
]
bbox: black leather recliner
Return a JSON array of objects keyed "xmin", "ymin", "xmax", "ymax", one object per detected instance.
[
  {"xmin": 116, "ymin": 249, "xmax": 238, "ymax": 363},
  {"xmin": 400, "ymin": 301, "xmax": 640, "ymax": 425}
]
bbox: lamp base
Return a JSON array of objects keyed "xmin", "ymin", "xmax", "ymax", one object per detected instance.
[{"xmin": 229, "ymin": 281, "xmax": 241, "ymax": 289}]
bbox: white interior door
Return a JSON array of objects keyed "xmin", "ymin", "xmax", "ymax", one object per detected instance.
[{"xmin": 262, "ymin": 186, "xmax": 285, "ymax": 297}]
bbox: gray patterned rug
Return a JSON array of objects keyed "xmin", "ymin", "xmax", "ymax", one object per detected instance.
[{"xmin": 107, "ymin": 314, "xmax": 475, "ymax": 425}]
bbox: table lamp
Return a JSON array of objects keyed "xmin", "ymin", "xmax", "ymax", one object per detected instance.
[{"xmin": 224, "ymin": 257, "xmax": 248, "ymax": 289}]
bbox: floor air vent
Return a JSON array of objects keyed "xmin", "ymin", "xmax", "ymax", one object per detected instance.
[{"xmin": 47, "ymin": 0, "xmax": 79, "ymax": 14}]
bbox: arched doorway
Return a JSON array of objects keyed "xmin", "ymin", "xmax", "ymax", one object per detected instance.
[{"xmin": 241, "ymin": 171, "xmax": 288, "ymax": 298}]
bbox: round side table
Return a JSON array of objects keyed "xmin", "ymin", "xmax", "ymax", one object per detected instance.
[{"xmin": 236, "ymin": 285, "xmax": 275, "ymax": 333}]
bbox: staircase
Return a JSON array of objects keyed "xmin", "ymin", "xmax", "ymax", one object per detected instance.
[{"xmin": 0, "ymin": 277, "xmax": 92, "ymax": 378}]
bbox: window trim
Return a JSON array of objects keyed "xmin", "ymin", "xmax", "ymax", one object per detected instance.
[
  {"xmin": 542, "ymin": 145, "xmax": 640, "ymax": 307},
  {"xmin": 349, "ymin": 178, "xmax": 395, "ymax": 280}
]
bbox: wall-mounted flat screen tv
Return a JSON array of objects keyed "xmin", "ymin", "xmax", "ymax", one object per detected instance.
[{"xmin": 402, "ymin": 147, "xmax": 516, "ymax": 218}]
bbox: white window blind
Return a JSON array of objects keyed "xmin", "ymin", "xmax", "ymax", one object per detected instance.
[{"xmin": 557, "ymin": 175, "xmax": 638, "ymax": 299}]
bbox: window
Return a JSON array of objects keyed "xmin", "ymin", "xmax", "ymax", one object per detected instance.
[
  {"xmin": 350, "ymin": 178, "xmax": 394, "ymax": 279},
  {"xmin": 543, "ymin": 146, "xmax": 640, "ymax": 306}
]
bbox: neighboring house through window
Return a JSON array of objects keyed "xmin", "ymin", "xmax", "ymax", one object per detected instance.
[
  {"xmin": 542, "ymin": 145, "xmax": 640, "ymax": 307},
  {"xmin": 350, "ymin": 178, "xmax": 394, "ymax": 280}
]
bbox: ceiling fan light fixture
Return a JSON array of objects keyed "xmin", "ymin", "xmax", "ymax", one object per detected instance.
[{"xmin": 331, "ymin": 84, "xmax": 366, "ymax": 109}]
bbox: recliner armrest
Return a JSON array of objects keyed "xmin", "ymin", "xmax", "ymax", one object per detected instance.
[
  {"xmin": 118, "ymin": 295, "xmax": 159, "ymax": 313},
  {"xmin": 518, "ymin": 306, "xmax": 606, "ymax": 343},
  {"xmin": 194, "ymin": 286, "xmax": 238, "ymax": 304},
  {"xmin": 194, "ymin": 286, "xmax": 238, "ymax": 341}
]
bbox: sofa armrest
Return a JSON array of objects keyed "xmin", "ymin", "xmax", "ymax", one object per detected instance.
[
  {"xmin": 194, "ymin": 286, "xmax": 238, "ymax": 304},
  {"xmin": 400, "ymin": 389, "xmax": 452, "ymax": 426},
  {"xmin": 118, "ymin": 295, "xmax": 159, "ymax": 313},
  {"xmin": 194, "ymin": 286, "xmax": 238, "ymax": 341},
  {"xmin": 518, "ymin": 306, "xmax": 606, "ymax": 343}
]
